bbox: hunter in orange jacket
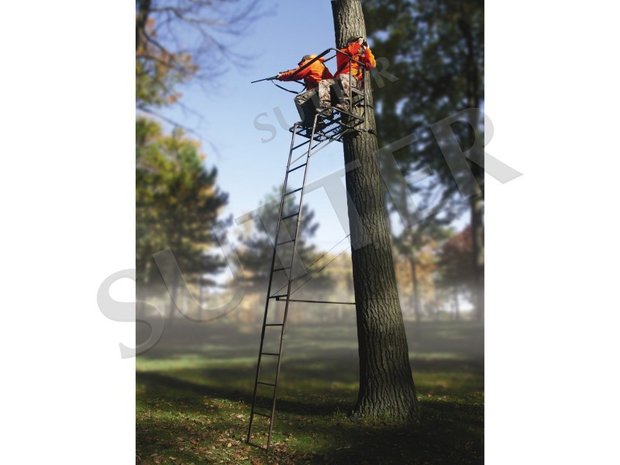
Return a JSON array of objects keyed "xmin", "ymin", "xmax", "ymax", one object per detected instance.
[
  {"xmin": 335, "ymin": 37, "xmax": 376, "ymax": 80},
  {"xmin": 277, "ymin": 55, "xmax": 333, "ymax": 90}
]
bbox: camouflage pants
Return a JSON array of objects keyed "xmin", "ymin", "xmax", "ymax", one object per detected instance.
[
  {"xmin": 319, "ymin": 74, "xmax": 361, "ymax": 111},
  {"xmin": 294, "ymin": 84, "xmax": 332, "ymax": 126}
]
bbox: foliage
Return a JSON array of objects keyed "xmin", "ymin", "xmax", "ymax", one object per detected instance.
[
  {"xmin": 365, "ymin": 0, "xmax": 484, "ymax": 183},
  {"xmin": 136, "ymin": 1, "xmax": 264, "ymax": 290},
  {"xmin": 388, "ymin": 163, "xmax": 463, "ymax": 318},
  {"xmin": 364, "ymin": 0, "xmax": 484, "ymax": 211},
  {"xmin": 235, "ymin": 187, "xmax": 326, "ymax": 292},
  {"xmin": 136, "ymin": 117, "xmax": 229, "ymax": 287},
  {"xmin": 437, "ymin": 225, "xmax": 473, "ymax": 291},
  {"xmin": 136, "ymin": 0, "xmax": 262, "ymax": 110},
  {"xmin": 395, "ymin": 239, "xmax": 437, "ymax": 307},
  {"xmin": 365, "ymin": 0, "xmax": 484, "ymax": 316}
]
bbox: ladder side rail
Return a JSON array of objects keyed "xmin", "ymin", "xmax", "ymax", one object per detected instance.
[
  {"xmin": 247, "ymin": 123, "xmax": 301, "ymax": 443},
  {"xmin": 265, "ymin": 113, "xmax": 319, "ymax": 448}
]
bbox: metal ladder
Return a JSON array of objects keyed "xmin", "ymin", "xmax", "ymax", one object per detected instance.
[{"xmin": 246, "ymin": 80, "xmax": 367, "ymax": 450}]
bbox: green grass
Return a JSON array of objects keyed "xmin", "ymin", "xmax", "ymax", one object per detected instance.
[{"xmin": 137, "ymin": 320, "xmax": 483, "ymax": 464}]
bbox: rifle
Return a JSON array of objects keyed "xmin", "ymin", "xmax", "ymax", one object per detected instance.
[{"xmin": 250, "ymin": 75, "xmax": 278, "ymax": 84}]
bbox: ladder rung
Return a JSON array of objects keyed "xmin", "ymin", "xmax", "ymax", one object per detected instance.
[
  {"xmin": 281, "ymin": 211, "xmax": 300, "ymax": 220},
  {"xmin": 292, "ymin": 140, "xmax": 311, "ymax": 151},
  {"xmin": 276, "ymin": 239, "xmax": 295, "ymax": 246},
  {"xmin": 257, "ymin": 381, "xmax": 276, "ymax": 387},
  {"xmin": 261, "ymin": 352, "xmax": 280, "ymax": 356},
  {"xmin": 287, "ymin": 163, "xmax": 307, "ymax": 173},
  {"xmin": 269, "ymin": 294, "xmax": 288, "ymax": 299},
  {"xmin": 272, "ymin": 266, "xmax": 291, "ymax": 272},
  {"xmin": 265, "ymin": 323, "xmax": 284, "ymax": 327},
  {"xmin": 253, "ymin": 411, "xmax": 272, "ymax": 418},
  {"xmin": 284, "ymin": 187, "xmax": 303, "ymax": 196}
]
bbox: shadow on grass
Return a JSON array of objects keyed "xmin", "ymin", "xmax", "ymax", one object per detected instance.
[
  {"xmin": 137, "ymin": 320, "xmax": 483, "ymax": 464},
  {"xmin": 269, "ymin": 404, "xmax": 484, "ymax": 465},
  {"xmin": 137, "ymin": 351, "xmax": 357, "ymax": 418}
]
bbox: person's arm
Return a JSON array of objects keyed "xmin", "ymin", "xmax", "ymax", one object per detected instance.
[
  {"xmin": 334, "ymin": 49, "xmax": 344, "ymax": 76},
  {"xmin": 362, "ymin": 47, "xmax": 376, "ymax": 70},
  {"xmin": 335, "ymin": 45, "xmax": 356, "ymax": 76},
  {"xmin": 279, "ymin": 63, "xmax": 314, "ymax": 81},
  {"xmin": 348, "ymin": 42, "xmax": 362, "ymax": 56},
  {"xmin": 277, "ymin": 67, "xmax": 300, "ymax": 81}
]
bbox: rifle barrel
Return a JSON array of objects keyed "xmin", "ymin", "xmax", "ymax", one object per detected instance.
[{"xmin": 251, "ymin": 75, "xmax": 277, "ymax": 84}]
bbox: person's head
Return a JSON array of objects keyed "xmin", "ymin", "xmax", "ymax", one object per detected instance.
[
  {"xmin": 299, "ymin": 54, "xmax": 317, "ymax": 65},
  {"xmin": 347, "ymin": 36, "xmax": 368, "ymax": 46},
  {"xmin": 346, "ymin": 36, "xmax": 368, "ymax": 53}
]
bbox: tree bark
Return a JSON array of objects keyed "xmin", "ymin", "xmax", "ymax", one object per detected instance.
[{"xmin": 332, "ymin": 0, "xmax": 419, "ymax": 422}]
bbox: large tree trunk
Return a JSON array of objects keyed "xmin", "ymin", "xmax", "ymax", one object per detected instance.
[{"xmin": 332, "ymin": 0, "xmax": 419, "ymax": 422}]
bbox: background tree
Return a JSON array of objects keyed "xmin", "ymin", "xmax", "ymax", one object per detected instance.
[
  {"xmin": 394, "ymin": 239, "xmax": 437, "ymax": 319},
  {"xmin": 365, "ymin": 0, "xmax": 485, "ymax": 320},
  {"xmin": 235, "ymin": 187, "xmax": 325, "ymax": 295},
  {"xmin": 136, "ymin": 117, "xmax": 229, "ymax": 318},
  {"xmin": 135, "ymin": 1, "xmax": 261, "ymax": 318},
  {"xmin": 387, "ymin": 165, "xmax": 463, "ymax": 321},
  {"xmin": 331, "ymin": 0, "xmax": 419, "ymax": 422},
  {"xmin": 136, "ymin": 0, "xmax": 261, "ymax": 113},
  {"xmin": 233, "ymin": 187, "xmax": 347, "ymax": 324},
  {"xmin": 437, "ymin": 225, "xmax": 474, "ymax": 320}
]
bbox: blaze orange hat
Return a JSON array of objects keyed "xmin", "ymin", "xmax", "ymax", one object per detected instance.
[{"xmin": 299, "ymin": 54, "xmax": 317, "ymax": 65}]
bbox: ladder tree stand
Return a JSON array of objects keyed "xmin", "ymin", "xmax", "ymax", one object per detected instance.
[{"xmin": 246, "ymin": 49, "xmax": 369, "ymax": 450}]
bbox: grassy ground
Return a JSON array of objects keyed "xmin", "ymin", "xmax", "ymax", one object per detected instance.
[{"xmin": 137, "ymin": 319, "xmax": 483, "ymax": 465}]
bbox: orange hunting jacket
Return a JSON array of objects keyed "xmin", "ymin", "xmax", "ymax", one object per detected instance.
[
  {"xmin": 278, "ymin": 57, "xmax": 333, "ymax": 90},
  {"xmin": 335, "ymin": 42, "xmax": 376, "ymax": 80}
]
